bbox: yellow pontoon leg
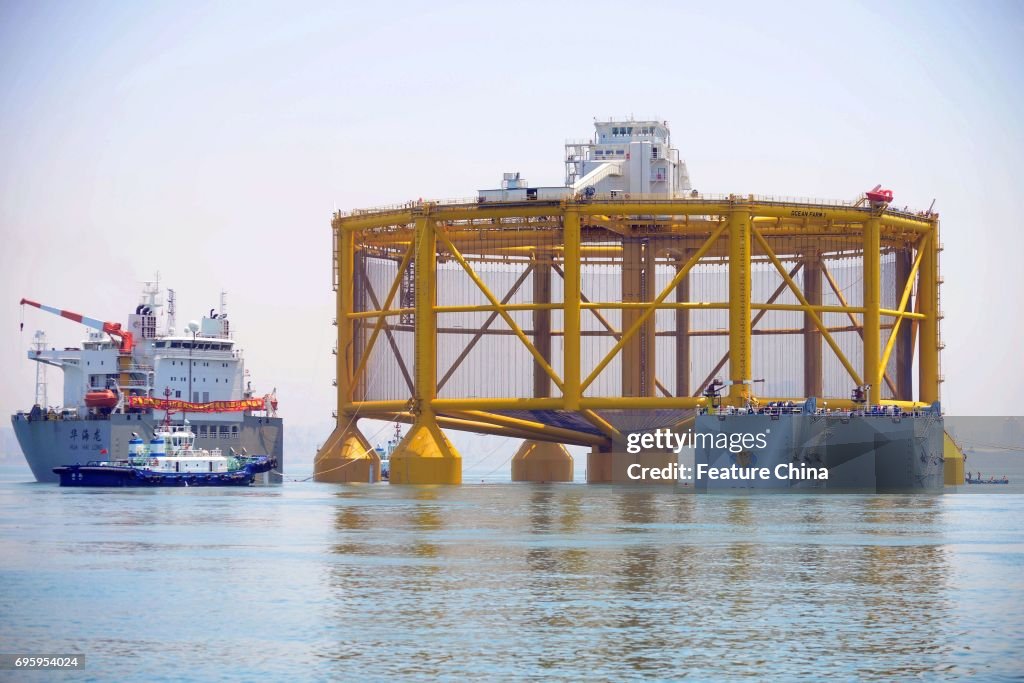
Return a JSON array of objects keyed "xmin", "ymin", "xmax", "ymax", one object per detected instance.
[
  {"xmin": 511, "ymin": 440, "xmax": 573, "ymax": 482},
  {"xmin": 314, "ymin": 421, "xmax": 380, "ymax": 483},
  {"xmin": 389, "ymin": 413, "xmax": 462, "ymax": 484}
]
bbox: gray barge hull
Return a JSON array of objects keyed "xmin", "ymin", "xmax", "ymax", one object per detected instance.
[
  {"xmin": 695, "ymin": 412, "xmax": 944, "ymax": 491},
  {"xmin": 11, "ymin": 413, "xmax": 283, "ymax": 484}
]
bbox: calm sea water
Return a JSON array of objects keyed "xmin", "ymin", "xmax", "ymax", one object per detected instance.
[{"xmin": 1, "ymin": 460, "xmax": 1022, "ymax": 682}]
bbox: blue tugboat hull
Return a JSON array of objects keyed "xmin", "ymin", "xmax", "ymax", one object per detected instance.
[{"xmin": 53, "ymin": 458, "xmax": 276, "ymax": 487}]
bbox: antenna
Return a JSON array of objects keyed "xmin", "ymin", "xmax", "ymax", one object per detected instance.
[
  {"xmin": 167, "ymin": 288, "xmax": 176, "ymax": 335},
  {"xmin": 220, "ymin": 291, "xmax": 227, "ymax": 317},
  {"xmin": 33, "ymin": 330, "xmax": 47, "ymax": 408},
  {"xmin": 139, "ymin": 276, "xmax": 163, "ymax": 310}
]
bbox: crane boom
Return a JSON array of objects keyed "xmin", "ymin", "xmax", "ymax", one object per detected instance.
[{"xmin": 20, "ymin": 298, "xmax": 134, "ymax": 353}]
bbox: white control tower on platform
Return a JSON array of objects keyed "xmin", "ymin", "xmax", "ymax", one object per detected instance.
[
  {"xmin": 566, "ymin": 119, "xmax": 691, "ymax": 197},
  {"xmin": 479, "ymin": 118, "xmax": 691, "ymax": 202}
]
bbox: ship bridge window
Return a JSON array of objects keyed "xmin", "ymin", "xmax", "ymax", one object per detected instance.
[{"xmin": 171, "ymin": 342, "xmax": 181, "ymax": 348}]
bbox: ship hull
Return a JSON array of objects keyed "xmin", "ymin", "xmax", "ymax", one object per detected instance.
[
  {"xmin": 695, "ymin": 412, "xmax": 944, "ymax": 491},
  {"xmin": 53, "ymin": 464, "xmax": 270, "ymax": 487},
  {"xmin": 11, "ymin": 413, "xmax": 284, "ymax": 484}
]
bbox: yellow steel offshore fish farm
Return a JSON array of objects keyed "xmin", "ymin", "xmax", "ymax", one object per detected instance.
[{"xmin": 316, "ymin": 119, "xmax": 949, "ymax": 485}]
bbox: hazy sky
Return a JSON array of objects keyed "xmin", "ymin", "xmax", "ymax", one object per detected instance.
[{"xmin": 2, "ymin": 1, "xmax": 1022, "ymax": 466}]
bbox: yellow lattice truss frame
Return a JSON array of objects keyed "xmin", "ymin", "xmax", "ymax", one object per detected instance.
[{"xmin": 323, "ymin": 195, "xmax": 941, "ymax": 470}]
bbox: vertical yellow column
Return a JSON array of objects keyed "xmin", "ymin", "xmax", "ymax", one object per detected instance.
[
  {"xmin": 337, "ymin": 225, "xmax": 354, "ymax": 417},
  {"xmin": 389, "ymin": 215, "xmax": 461, "ymax": 484},
  {"xmin": 727, "ymin": 208, "xmax": 752, "ymax": 405},
  {"xmin": 918, "ymin": 220, "xmax": 940, "ymax": 403},
  {"xmin": 315, "ymin": 223, "xmax": 379, "ymax": 483},
  {"xmin": 350, "ymin": 251, "xmax": 367, "ymax": 399},
  {"xmin": 566, "ymin": 207, "xmax": 607, "ymax": 483},
  {"xmin": 563, "ymin": 208, "xmax": 582, "ymax": 411},
  {"xmin": 863, "ymin": 217, "xmax": 881, "ymax": 405}
]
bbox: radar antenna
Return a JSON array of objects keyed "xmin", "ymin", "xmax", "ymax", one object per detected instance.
[{"xmin": 167, "ymin": 288, "xmax": 176, "ymax": 335}]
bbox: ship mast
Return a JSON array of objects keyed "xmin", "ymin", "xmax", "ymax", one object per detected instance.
[
  {"xmin": 32, "ymin": 330, "xmax": 47, "ymax": 408},
  {"xmin": 166, "ymin": 288, "xmax": 176, "ymax": 336}
]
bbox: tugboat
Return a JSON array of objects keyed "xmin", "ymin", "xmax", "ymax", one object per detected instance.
[
  {"xmin": 53, "ymin": 392, "xmax": 277, "ymax": 487},
  {"xmin": 374, "ymin": 423, "xmax": 403, "ymax": 481}
]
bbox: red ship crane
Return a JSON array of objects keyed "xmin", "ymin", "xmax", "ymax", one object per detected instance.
[{"xmin": 19, "ymin": 298, "xmax": 134, "ymax": 353}]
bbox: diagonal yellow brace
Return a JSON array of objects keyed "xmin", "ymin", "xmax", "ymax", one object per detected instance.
[
  {"xmin": 880, "ymin": 233, "xmax": 930, "ymax": 373},
  {"xmin": 437, "ymin": 265, "xmax": 535, "ymax": 392},
  {"xmin": 551, "ymin": 263, "xmax": 673, "ymax": 397},
  {"xmin": 360, "ymin": 268, "xmax": 416, "ymax": 395},
  {"xmin": 445, "ymin": 410, "xmax": 609, "ymax": 447},
  {"xmin": 910, "ymin": 290, "xmax": 922, "ymax": 356},
  {"xmin": 434, "ymin": 223, "xmax": 566, "ymax": 392},
  {"xmin": 348, "ymin": 243, "xmax": 414, "ymax": 401},
  {"xmin": 581, "ymin": 409, "xmax": 623, "ymax": 442},
  {"xmin": 580, "ymin": 222, "xmax": 727, "ymax": 394},
  {"xmin": 752, "ymin": 227, "xmax": 864, "ymax": 387},
  {"xmin": 820, "ymin": 261, "xmax": 897, "ymax": 396},
  {"xmin": 692, "ymin": 262, "xmax": 803, "ymax": 397}
]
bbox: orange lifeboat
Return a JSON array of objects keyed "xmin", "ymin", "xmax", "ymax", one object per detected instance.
[{"xmin": 84, "ymin": 389, "xmax": 118, "ymax": 409}]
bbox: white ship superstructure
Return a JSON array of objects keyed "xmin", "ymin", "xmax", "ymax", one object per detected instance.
[{"xmin": 29, "ymin": 284, "xmax": 251, "ymax": 418}]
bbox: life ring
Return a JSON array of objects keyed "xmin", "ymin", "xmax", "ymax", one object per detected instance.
[
  {"xmin": 150, "ymin": 458, "xmax": 158, "ymax": 467},
  {"xmin": 624, "ymin": 193, "xmax": 631, "ymax": 199}
]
